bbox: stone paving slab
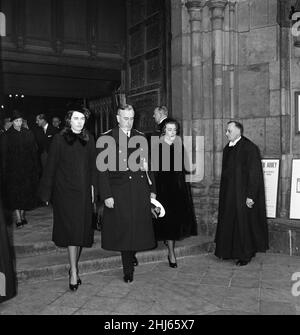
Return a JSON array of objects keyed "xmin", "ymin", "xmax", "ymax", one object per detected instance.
[
  {"xmin": 1, "ymin": 253, "xmax": 300, "ymax": 315},
  {"xmin": 3, "ymin": 206, "xmax": 300, "ymax": 315}
]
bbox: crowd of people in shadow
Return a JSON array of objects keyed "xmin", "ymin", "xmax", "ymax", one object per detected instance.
[{"xmin": 0, "ymin": 103, "xmax": 268, "ymax": 302}]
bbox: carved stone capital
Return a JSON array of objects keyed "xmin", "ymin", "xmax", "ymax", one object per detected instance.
[
  {"xmin": 228, "ymin": 1, "xmax": 236, "ymax": 12},
  {"xmin": 208, "ymin": 0, "xmax": 227, "ymax": 27},
  {"xmin": 186, "ymin": 0, "xmax": 204, "ymax": 21},
  {"xmin": 186, "ymin": 0, "xmax": 203, "ymax": 10},
  {"xmin": 207, "ymin": 0, "xmax": 228, "ymax": 10},
  {"xmin": 208, "ymin": 0, "xmax": 227, "ymax": 16}
]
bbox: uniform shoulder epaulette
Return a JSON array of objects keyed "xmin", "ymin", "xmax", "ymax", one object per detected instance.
[
  {"xmin": 102, "ymin": 129, "xmax": 112, "ymax": 135},
  {"xmin": 134, "ymin": 129, "xmax": 145, "ymax": 135}
]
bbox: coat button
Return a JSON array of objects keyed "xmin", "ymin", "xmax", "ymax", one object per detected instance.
[
  {"xmin": 141, "ymin": 175, "xmax": 144, "ymax": 178},
  {"xmin": 123, "ymin": 158, "xmax": 126, "ymax": 161},
  {"xmin": 129, "ymin": 176, "xmax": 132, "ymax": 179}
]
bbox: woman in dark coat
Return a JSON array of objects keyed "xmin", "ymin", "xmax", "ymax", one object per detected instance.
[
  {"xmin": 1, "ymin": 110, "xmax": 39, "ymax": 228},
  {"xmin": 0, "ymin": 177, "xmax": 17, "ymax": 303},
  {"xmin": 38, "ymin": 106, "xmax": 96, "ymax": 291},
  {"xmin": 153, "ymin": 119, "xmax": 197, "ymax": 267}
]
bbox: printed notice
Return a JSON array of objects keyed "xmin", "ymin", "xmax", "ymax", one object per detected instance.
[
  {"xmin": 290, "ymin": 159, "xmax": 300, "ymax": 220},
  {"xmin": 262, "ymin": 159, "xmax": 280, "ymax": 218}
]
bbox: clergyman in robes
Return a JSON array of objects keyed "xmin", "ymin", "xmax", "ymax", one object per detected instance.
[{"xmin": 214, "ymin": 121, "xmax": 269, "ymax": 266}]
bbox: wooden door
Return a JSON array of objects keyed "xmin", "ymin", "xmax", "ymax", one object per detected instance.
[{"xmin": 125, "ymin": 0, "xmax": 171, "ymax": 134}]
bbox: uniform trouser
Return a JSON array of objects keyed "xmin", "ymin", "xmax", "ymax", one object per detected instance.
[{"xmin": 121, "ymin": 251, "xmax": 135, "ymax": 276}]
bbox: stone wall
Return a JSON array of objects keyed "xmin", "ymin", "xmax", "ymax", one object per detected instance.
[{"xmin": 171, "ymin": 0, "xmax": 300, "ymax": 254}]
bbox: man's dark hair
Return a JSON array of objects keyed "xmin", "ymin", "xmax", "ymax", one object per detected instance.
[
  {"xmin": 228, "ymin": 120, "xmax": 244, "ymax": 135},
  {"xmin": 117, "ymin": 104, "xmax": 134, "ymax": 115},
  {"xmin": 37, "ymin": 113, "xmax": 47, "ymax": 122}
]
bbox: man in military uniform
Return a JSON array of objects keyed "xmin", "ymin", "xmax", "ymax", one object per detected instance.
[{"xmin": 97, "ymin": 104, "xmax": 157, "ymax": 283}]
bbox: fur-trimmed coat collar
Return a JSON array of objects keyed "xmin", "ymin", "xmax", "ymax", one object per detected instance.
[{"xmin": 62, "ymin": 129, "xmax": 89, "ymax": 145}]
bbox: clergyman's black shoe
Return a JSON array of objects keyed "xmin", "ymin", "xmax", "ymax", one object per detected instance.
[
  {"xmin": 123, "ymin": 273, "xmax": 133, "ymax": 283},
  {"xmin": 133, "ymin": 255, "xmax": 138, "ymax": 267},
  {"xmin": 236, "ymin": 259, "xmax": 249, "ymax": 266}
]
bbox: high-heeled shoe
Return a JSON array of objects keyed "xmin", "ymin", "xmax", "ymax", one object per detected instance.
[
  {"xmin": 16, "ymin": 221, "xmax": 23, "ymax": 229},
  {"xmin": 69, "ymin": 268, "xmax": 81, "ymax": 285},
  {"xmin": 76, "ymin": 268, "xmax": 82, "ymax": 285},
  {"xmin": 168, "ymin": 255, "xmax": 177, "ymax": 268},
  {"xmin": 68, "ymin": 270, "xmax": 79, "ymax": 291}
]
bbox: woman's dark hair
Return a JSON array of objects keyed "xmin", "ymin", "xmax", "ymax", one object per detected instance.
[
  {"xmin": 61, "ymin": 105, "xmax": 90, "ymax": 142},
  {"xmin": 65, "ymin": 106, "xmax": 91, "ymax": 128},
  {"xmin": 161, "ymin": 118, "xmax": 180, "ymax": 136}
]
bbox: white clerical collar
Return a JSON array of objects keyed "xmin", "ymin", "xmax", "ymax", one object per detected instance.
[
  {"xmin": 159, "ymin": 116, "xmax": 167, "ymax": 125},
  {"xmin": 120, "ymin": 127, "xmax": 130, "ymax": 137},
  {"xmin": 229, "ymin": 136, "xmax": 241, "ymax": 147}
]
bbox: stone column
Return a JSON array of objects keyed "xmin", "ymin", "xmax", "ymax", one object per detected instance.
[
  {"xmin": 186, "ymin": 0, "xmax": 204, "ymax": 120},
  {"xmin": 185, "ymin": 0, "xmax": 204, "ymax": 186},
  {"xmin": 171, "ymin": 0, "xmax": 191, "ymax": 122},
  {"xmin": 208, "ymin": 0, "xmax": 227, "ymax": 180},
  {"xmin": 184, "ymin": 1, "xmax": 206, "ymax": 234},
  {"xmin": 228, "ymin": 1, "xmax": 237, "ymax": 119},
  {"xmin": 278, "ymin": 0, "xmax": 292, "ymax": 218}
]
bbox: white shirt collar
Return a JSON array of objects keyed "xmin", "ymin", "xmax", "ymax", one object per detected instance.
[
  {"xmin": 120, "ymin": 127, "xmax": 130, "ymax": 137},
  {"xmin": 159, "ymin": 116, "xmax": 167, "ymax": 125},
  {"xmin": 229, "ymin": 136, "xmax": 241, "ymax": 147},
  {"xmin": 43, "ymin": 123, "xmax": 48, "ymax": 132}
]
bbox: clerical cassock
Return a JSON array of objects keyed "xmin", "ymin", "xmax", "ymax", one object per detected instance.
[{"xmin": 214, "ymin": 136, "xmax": 269, "ymax": 262}]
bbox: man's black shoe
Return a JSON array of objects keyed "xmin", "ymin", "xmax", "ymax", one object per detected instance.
[
  {"xmin": 133, "ymin": 255, "xmax": 138, "ymax": 267},
  {"xmin": 236, "ymin": 259, "xmax": 249, "ymax": 266},
  {"xmin": 123, "ymin": 274, "xmax": 133, "ymax": 283}
]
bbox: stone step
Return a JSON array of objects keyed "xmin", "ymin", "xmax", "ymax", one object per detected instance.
[
  {"xmin": 16, "ymin": 236, "xmax": 214, "ymax": 283},
  {"xmin": 14, "ymin": 232, "xmax": 102, "ymax": 257},
  {"xmin": 9, "ymin": 206, "xmax": 104, "ymax": 258}
]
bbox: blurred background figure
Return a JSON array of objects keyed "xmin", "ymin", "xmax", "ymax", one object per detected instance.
[
  {"xmin": 34, "ymin": 113, "xmax": 58, "ymax": 173},
  {"xmin": 153, "ymin": 106, "xmax": 171, "ymax": 135},
  {"xmin": 22, "ymin": 118, "xmax": 29, "ymax": 129},
  {"xmin": 2, "ymin": 117, "xmax": 12, "ymax": 132},
  {"xmin": 0, "ymin": 120, "xmax": 4, "ymax": 135},
  {"xmin": 1, "ymin": 110, "xmax": 39, "ymax": 228},
  {"xmin": 52, "ymin": 116, "xmax": 62, "ymax": 130}
]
